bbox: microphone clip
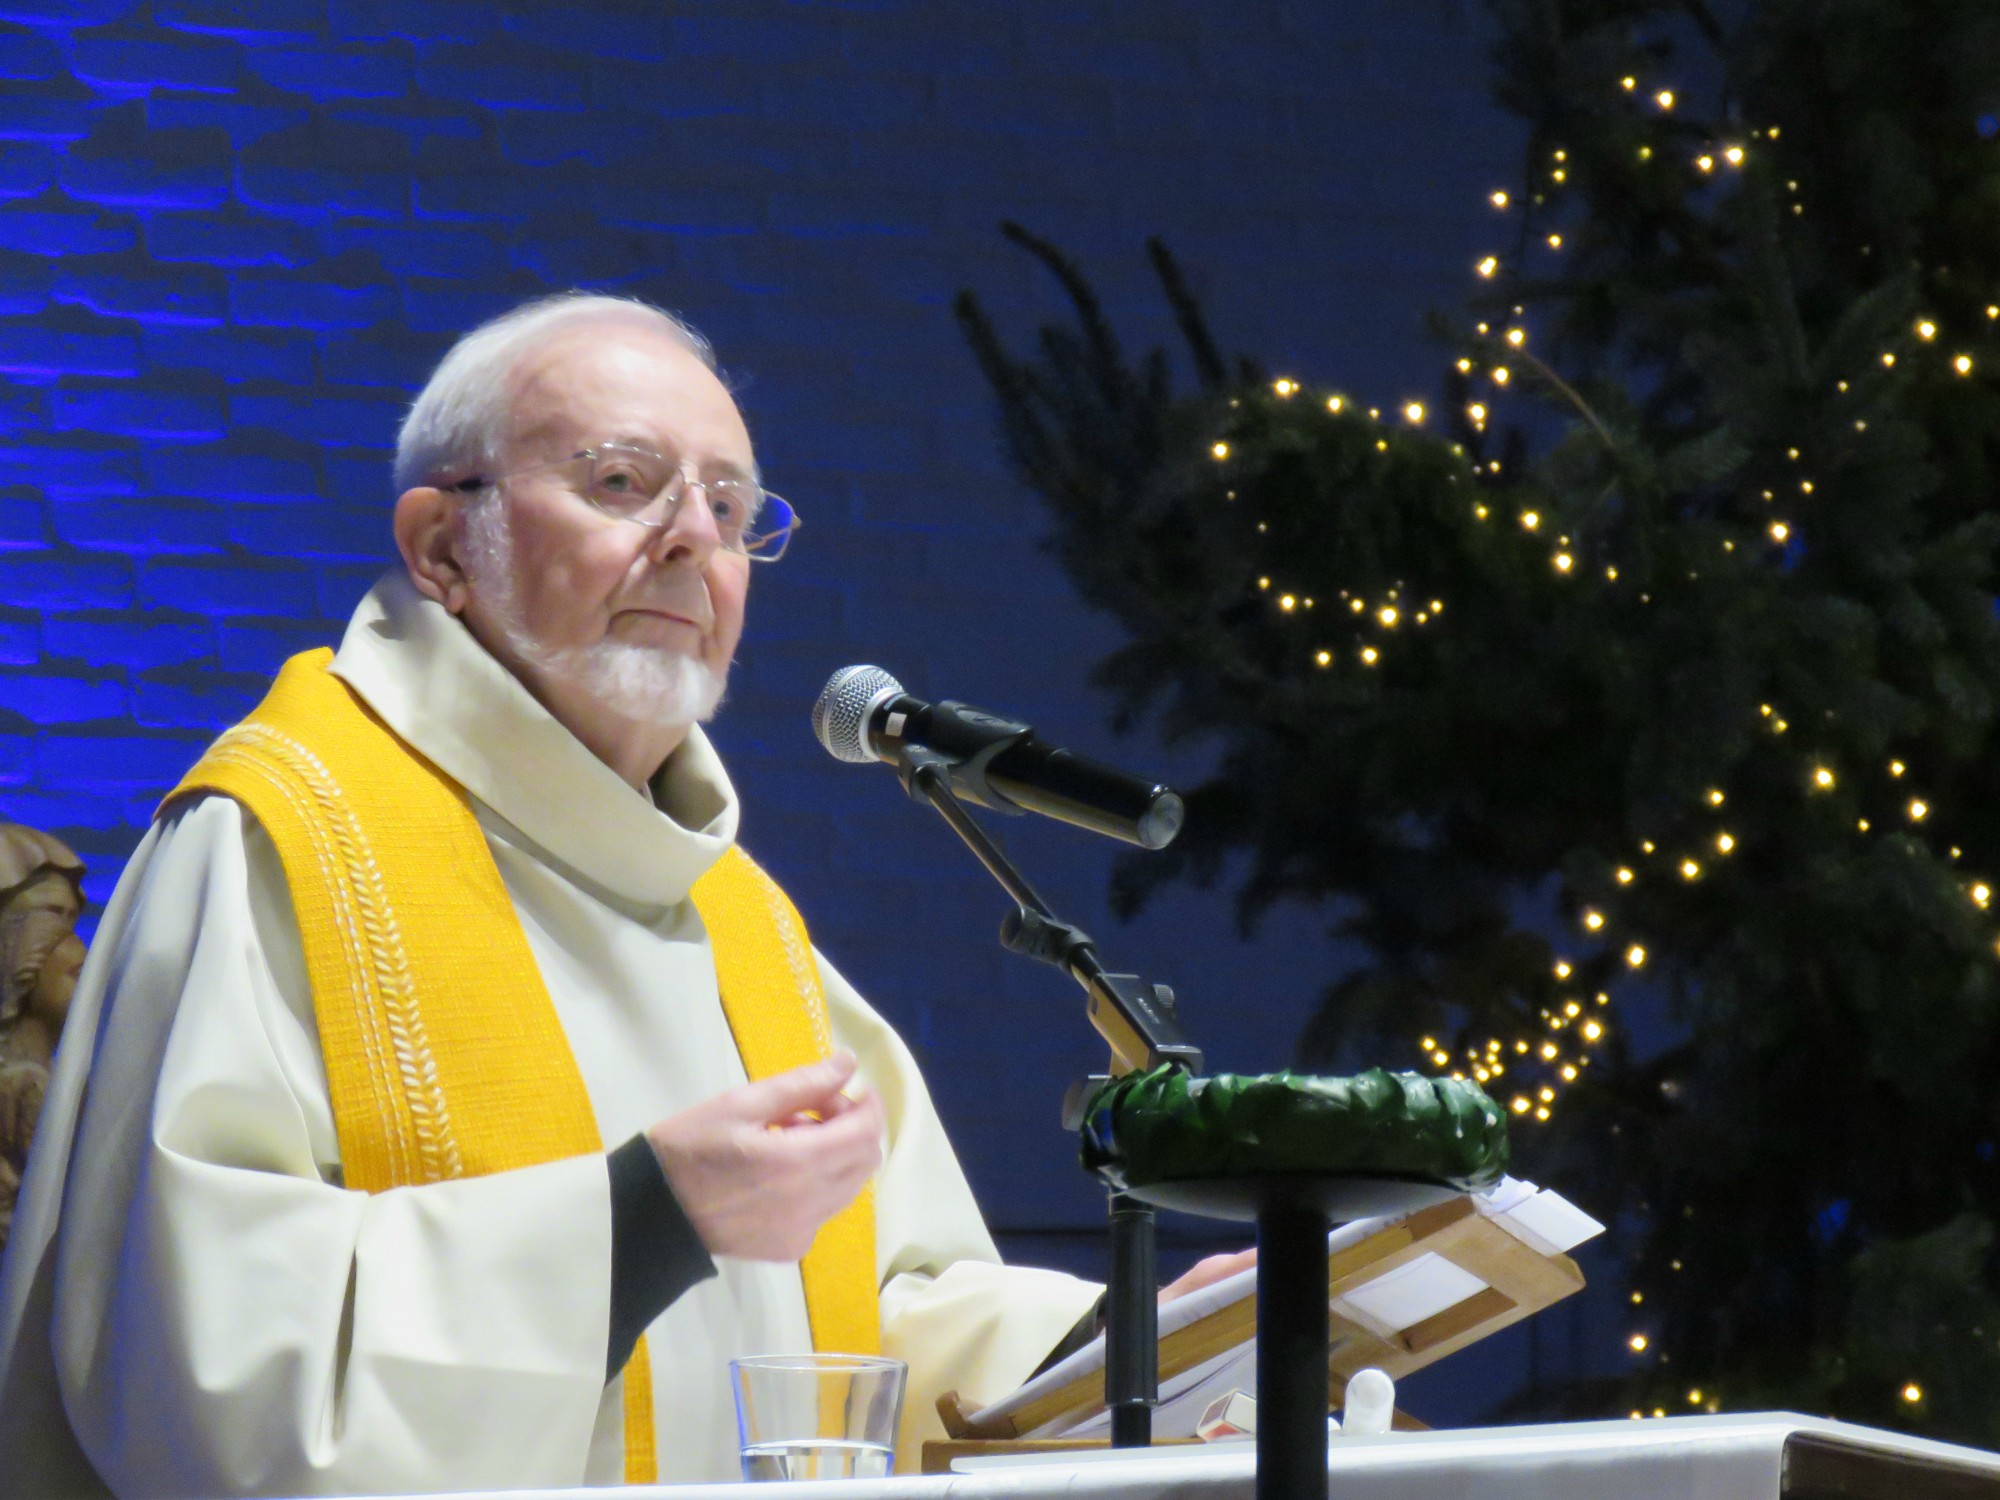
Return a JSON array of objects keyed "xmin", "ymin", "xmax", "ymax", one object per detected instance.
[{"xmin": 892, "ymin": 730, "xmax": 1030, "ymax": 817}]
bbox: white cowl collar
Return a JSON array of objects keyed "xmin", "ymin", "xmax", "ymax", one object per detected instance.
[{"xmin": 329, "ymin": 569, "xmax": 738, "ymax": 915}]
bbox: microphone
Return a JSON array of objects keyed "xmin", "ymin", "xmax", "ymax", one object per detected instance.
[{"xmin": 812, "ymin": 666, "xmax": 1185, "ymax": 850}]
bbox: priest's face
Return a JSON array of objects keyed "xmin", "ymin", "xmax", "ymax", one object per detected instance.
[{"xmin": 459, "ymin": 321, "xmax": 753, "ymax": 744}]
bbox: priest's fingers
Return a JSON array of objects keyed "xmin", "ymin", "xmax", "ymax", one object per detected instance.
[
  {"xmin": 647, "ymin": 1071, "xmax": 883, "ymax": 1262},
  {"xmin": 1158, "ymin": 1247, "xmax": 1258, "ymax": 1304},
  {"xmin": 726, "ymin": 1050, "xmax": 860, "ymax": 1126}
]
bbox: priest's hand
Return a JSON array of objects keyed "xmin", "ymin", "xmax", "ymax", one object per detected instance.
[
  {"xmin": 1160, "ymin": 1247, "xmax": 1258, "ymax": 1304},
  {"xmin": 645, "ymin": 1049, "xmax": 885, "ymax": 1263}
]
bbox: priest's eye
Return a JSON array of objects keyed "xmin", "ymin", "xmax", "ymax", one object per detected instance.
[
  {"xmin": 591, "ymin": 461, "xmax": 662, "ymax": 507},
  {"xmin": 706, "ymin": 481, "xmax": 749, "ymax": 527}
]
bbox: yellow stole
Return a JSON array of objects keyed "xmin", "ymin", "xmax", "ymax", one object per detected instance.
[{"xmin": 163, "ymin": 649, "xmax": 878, "ymax": 1484}]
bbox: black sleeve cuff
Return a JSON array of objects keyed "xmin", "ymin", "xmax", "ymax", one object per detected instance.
[
  {"xmin": 1030, "ymin": 1292, "xmax": 1109, "ymax": 1379},
  {"xmin": 607, "ymin": 1133, "xmax": 717, "ymax": 1379}
]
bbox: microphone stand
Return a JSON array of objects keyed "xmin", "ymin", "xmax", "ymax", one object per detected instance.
[{"xmin": 893, "ymin": 747, "xmax": 1202, "ymax": 1448}]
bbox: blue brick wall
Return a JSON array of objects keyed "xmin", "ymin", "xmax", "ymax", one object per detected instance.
[{"xmin": 0, "ymin": 0, "xmax": 1558, "ymax": 1420}]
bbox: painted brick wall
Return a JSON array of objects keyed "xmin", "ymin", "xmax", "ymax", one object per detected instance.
[{"xmin": 0, "ymin": 0, "xmax": 1570, "ymax": 1418}]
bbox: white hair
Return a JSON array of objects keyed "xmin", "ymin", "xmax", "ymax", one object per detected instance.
[{"xmin": 393, "ymin": 291, "xmax": 715, "ymax": 493}]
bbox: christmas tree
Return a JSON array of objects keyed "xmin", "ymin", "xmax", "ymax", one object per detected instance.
[{"xmin": 956, "ymin": 0, "xmax": 2000, "ymax": 1440}]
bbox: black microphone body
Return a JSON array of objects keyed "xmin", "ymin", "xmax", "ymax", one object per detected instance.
[{"xmin": 814, "ymin": 668, "xmax": 1184, "ymax": 850}]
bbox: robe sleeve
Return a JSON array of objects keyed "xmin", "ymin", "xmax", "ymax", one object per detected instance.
[
  {"xmin": 815, "ymin": 951, "xmax": 1104, "ymax": 1466},
  {"xmin": 46, "ymin": 796, "xmax": 616, "ymax": 1498}
]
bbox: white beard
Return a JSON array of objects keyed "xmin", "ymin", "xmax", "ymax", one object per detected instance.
[{"xmin": 460, "ymin": 500, "xmax": 727, "ymax": 730}]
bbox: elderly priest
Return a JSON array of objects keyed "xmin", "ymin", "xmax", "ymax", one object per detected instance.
[{"xmin": 0, "ymin": 294, "xmax": 1241, "ymax": 1497}]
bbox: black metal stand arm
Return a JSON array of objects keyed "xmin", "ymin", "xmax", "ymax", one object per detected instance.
[
  {"xmin": 895, "ymin": 746, "xmax": 1200, "ymax": 1447},
  {"xmin": 898, "ymin": 749, "xmax": 1202, "ymax": 1074}
]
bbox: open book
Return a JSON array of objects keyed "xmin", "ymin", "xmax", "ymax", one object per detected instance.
[{"xmin": 954, "ymin": 1179, "xmax": 1603, "ymax": 1441}]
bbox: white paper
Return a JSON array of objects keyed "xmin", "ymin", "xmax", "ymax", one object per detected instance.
[{"xmin": 1334, "ymin": 1251, "xmax": 1488, "ymax": 1333}]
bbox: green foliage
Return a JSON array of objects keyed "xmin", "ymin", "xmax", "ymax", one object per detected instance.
[{"xmin": 957, "ymin": 0, "xmax": 2000, "ymax": 1442}]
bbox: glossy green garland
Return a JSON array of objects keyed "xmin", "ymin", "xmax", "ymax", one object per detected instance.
[{"xmin": 1079, "ymin": 1065, "xmax": 1510, "ymax": 1193}]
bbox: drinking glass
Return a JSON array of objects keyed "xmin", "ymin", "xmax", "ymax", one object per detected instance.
[{"xmin": 730, "ymin": 1353, "xmax": 907, "ymax": 1481}]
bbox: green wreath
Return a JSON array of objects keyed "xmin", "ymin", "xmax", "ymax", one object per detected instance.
[{"xmin": 1080, "ymin": 1065, "xmax": 1510, "ymax": 1193}]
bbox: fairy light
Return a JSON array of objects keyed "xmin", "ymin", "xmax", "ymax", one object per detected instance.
[
  {"xmin": 1630, "ymin": 1333, "xmax": 1650, "ymax": 1351},
  {"xmin": 1723, "ymin": 145, "xmax": 1744, "ymax": 165},
  {"xmin": 1616, "ymin": 867, "xmax": 1634, "ymax": 884},
  {"xmin": 1813, "ymin": 767, "xmax": 1835, "ymax": 790},
  {"xmin": 1273, "ymin": 378, "xmax": 1298, "ymax": 397},
  {"xmin": 1626, "ymin": 944, "xmax": 1648, "ymax": 968},
  {"xmin": 1955, "ymin": 354, "xmax": 1975, "ymax": 375},
  {"xmin": 1315, "ymin": 649, "xmax": 1332, "ymax": 668},
  {"xmin": 1696, "ymin": 154, "xmax": 1714, "ymax": 172},
  {"xmin": 1403, "ymin": 402, "xmax": 1427, "ymax": 425},
  {"xmin": 1279, "ymin": 594, "xmax": 1297, "ymax": 612},
  {"xmin": 1522, "ymin": 510, "xmax": 1542, "ymax": 530},
  {"xmin": 1468, "ymin": 402, "xmax": 1488, "ymax": 423},
  {"xmin": 1327, "ymin": 395, "xmax": 1345, "ymax": 413},
  {"xmin": 1655, "ymin": 89, "xmax": 1675, "ymax": 109},
  {"xmin": 1378, "ymin": 605, "xmax": 1399, "ymax": 627},
  {"xmin": 1917, "ymin": 320, "xmax": 1938, "ymax": 341},
  {"xmin": 1770, "ymin": 521, "xmax": 1791, "ymax": 542},
  {"xmin": 1716, "ymin": 832, "xmax": 1735, "ymax": 854},
  {"xmin": 1505, "ymin": 327, "xmax": 1526, "ymax": 347},
  {"xmin": 1680, "ymin": 859, "xmax": 1701, "ymax": 880},
  {"xmin": 1547, "ymin": 233, "xmax": 1564, "ymax": 250},
  {"xmin": 1583, "ymin": 909, "xmax": 1605, "ymax": 930},
  {"xmin": 1477, "ymin": 255, "xmax": 1500, "ymax": 277},
  {"xmin": 1909, "ymin": 799, "xmax": 1930, "ymax": 821},
  {"xmin": 1211, "ymin": 441, "xmax": 1230, "ymax": 460},
  {"xmin": 1490, "ymin": 189, "xmax": 1510, "ymax": 209},
  {"xmin": 1554, "ymin": 960, "xmax": 1572, "ymax": 978},
  {"xmin": 1902, "ymin": 1383, "xmax": 1923, "ymax": 1404},
  {"xmin": 1890, "ymin": 760, "xmax": 1906, "ymax": 776},
  {"xmin": 1971, "ymin": 883, "xmax": 1990, "ymax": 909},
  {"xmin": 1361, "ymin": 647, "xmax": 1379, "ymax": 665},
  {"xmin": 1554, "ymin": 552, "xmax": 1574, "ymax": 572},
  {"xmin": 1582, "ymin": 1019, "xmax": 1604, "ymax": 1040},
  {"xmin": 1492, "ymin": 366, "xmax": 1511, "ymax": 385}
]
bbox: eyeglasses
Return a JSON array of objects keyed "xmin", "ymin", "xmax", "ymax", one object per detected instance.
[{"xmin": 453, "ymin": 443, "xmax": 799, "ymax": 561}]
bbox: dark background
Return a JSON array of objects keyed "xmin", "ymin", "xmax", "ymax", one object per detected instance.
[{"xmin": 0, "ymin": 0, "xmax": 1615, "ymax": 1422}]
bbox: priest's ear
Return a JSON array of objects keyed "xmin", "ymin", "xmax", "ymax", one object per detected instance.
[{"xmin": 394, "ymin": 484, "xmax": 475, "ymax": 615}]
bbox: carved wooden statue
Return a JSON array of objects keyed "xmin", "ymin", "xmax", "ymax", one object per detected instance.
[{"xmin": 0, "ymin": 824, "xmax": 86, "ymax": 1254}]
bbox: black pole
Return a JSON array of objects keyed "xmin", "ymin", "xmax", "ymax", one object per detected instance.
[
  {"xmin": 1256, "ymin": 1198, "xmax": 1330, "ymax": 1500},
  {"xmin": 1105, "ymin": 1192, "xmax": 1157, "ymax": 1447}
]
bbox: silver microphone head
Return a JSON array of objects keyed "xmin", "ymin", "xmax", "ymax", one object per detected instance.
[{"xmin": 812, "ymin": 665, "xmax": 906, "ymax": 763}]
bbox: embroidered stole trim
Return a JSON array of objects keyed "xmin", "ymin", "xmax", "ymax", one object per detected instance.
[{"xmin": 164, "ymin": 648, "xmax": 880, "ymax": 1483}]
